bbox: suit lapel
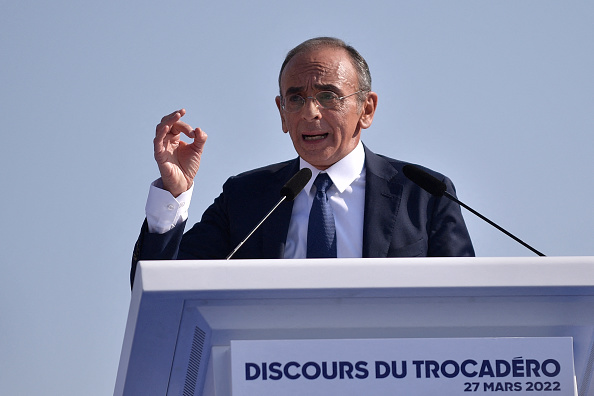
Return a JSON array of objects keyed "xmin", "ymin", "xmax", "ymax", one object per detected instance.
[
  {"xmin": 362, "ymin": 146, "xmax": 403, "ymax": 258},
  {"xmin": 261, "ymin": 159, "xmax": 301, "ymax": 258}
]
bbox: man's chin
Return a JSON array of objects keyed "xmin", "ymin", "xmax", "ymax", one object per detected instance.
[{"xmin": 298, "ymin": 152, "xmax": 335, "ymax": 170}]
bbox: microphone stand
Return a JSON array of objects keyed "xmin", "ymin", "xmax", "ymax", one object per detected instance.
[
  {"xmin": 444, "ymin": 191, "xmax": 546, "ymax": 257},
  {"xmin": 226, "ymin": 196, "xmax": 287, "ymax": 260}
]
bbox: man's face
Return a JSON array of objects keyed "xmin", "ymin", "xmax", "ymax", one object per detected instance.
[{"xmin": 275, "ymin": 47, "xmax": 377, "ymax": 170}]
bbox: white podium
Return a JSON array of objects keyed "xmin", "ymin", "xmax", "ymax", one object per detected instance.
[{"xmin": 114, "ymin": 257, "xmax": 594, "ymax": 395}]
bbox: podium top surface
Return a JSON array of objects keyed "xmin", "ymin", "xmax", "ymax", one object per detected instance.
[{"xmin": 136, "ymin": 256, "xmax": 594, "ymax": 294}]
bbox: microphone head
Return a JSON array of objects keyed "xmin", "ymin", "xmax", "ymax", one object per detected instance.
[
  {"xmin": 280, "ymin": 168, "xmax": 312, "ymax": 201},
  {"xmin": 402, "ymin": 164, "xmax": 447, "ymax": 197}
]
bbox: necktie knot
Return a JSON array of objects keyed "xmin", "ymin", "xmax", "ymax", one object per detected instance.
[{"xmin": 313, "ymin": 172, "xmax": 333, "ymax": 195}]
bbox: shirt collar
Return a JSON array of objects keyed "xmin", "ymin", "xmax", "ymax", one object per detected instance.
[{"xmin": 300, "ymin": 140, "xmax": 365, "ymax": 195}]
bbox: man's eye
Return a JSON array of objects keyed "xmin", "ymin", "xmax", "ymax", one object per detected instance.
[
  {"xmin": 317, "ymin": 92, "xmax": 337, "ymax": 101},
  {"xmin": 286, "ymin": 95, "xmax": 303, "ymax": 103}
]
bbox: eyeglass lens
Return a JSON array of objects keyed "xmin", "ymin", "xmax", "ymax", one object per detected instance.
[{"xmin": 283, "ymin": 91, "xmax": 341, "ymax": 112}]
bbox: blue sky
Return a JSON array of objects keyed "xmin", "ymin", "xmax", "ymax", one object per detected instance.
[{"xmin": 1, "ymin": 1, "xmax": 593, "ymax": 394}]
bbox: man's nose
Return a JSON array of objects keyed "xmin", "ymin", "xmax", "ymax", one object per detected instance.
[{"xmin": 301, "ymin": 96, "xmax": 322, "ymax": 119}]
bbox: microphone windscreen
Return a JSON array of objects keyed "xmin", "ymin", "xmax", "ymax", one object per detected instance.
[
  {"xmin": 403, "ymin": 164, "xmax": 447, "ymax": 197},
  {"xmin": 280, "ymin": 168, "xmax": 313, "ymax": 201}
]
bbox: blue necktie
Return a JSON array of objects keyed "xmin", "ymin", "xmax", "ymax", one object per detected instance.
[{"xmin": 307, "ymin": 173, "xmax": 337, "ymax": 258}]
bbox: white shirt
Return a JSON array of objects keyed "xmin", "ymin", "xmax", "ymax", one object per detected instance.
[
  {"xmin": 145, "ymin": 141, "xmax": 366, "ymax": 258},
  {"xmin": 284, "ymin": 141, "xmax": 366, "ymax": 258},
  {"xmin": 145, "ymin": 178, "xmax": 193, "ymax": 234}
]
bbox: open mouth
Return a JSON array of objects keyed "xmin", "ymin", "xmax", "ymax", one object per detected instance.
[{"xmin": 303, "ymin": 133, "xmax": 328, "ymax": 141}]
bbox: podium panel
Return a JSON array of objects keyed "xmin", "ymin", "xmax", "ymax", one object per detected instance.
[{"xmin": 114, "ymin": 257, "xmax": 594, "ymax": 396}]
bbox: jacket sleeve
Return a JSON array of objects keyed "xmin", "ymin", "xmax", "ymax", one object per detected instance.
[{"xmin": 130, "ymin": 218, "xmax": 187, "ymax": 288}]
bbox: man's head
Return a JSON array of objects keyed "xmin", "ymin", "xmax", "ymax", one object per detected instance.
[{"xmin": 275, "ymin": 37, "xmax": 378, "ymax": 170}]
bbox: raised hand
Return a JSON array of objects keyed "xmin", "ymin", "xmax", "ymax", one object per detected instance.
[{"xmin": 153, "ymin": 109, "xmax": 208, "ymax": 197}]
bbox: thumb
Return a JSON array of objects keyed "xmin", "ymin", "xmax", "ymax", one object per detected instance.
[{"xmin": 191, "ymin": 127, "xmax": 208, "ymax": 148}]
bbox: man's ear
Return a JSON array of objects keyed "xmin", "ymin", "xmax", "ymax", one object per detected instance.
[
  {"xmin": 275, "ymin": 96, "xmax": 289, "ymax": 133},
  {"xmin": 358, "ymin": 92, "xmax": 378, "ymax": 129}
]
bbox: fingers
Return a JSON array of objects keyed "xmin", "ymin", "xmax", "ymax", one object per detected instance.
[
  {"xmin": 191, "ymin": 127, "xmax": 208, "ymax": 147},
  {"xmin": 153, "ymin": 110, "xmax": 208, "ymax": 161},
  {"xmin": 160, "ymin": 108, "xmax": 185, "ymax": 124},
  {"xmin": 156, "ymin": 109, "xmax": 195, "ymax": 140}
]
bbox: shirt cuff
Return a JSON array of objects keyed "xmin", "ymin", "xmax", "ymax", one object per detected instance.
[{"xmin": 145, "ymin": 179, "xmax": 193, "ymax": 234}]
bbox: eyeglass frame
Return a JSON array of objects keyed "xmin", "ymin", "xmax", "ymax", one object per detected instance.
[{"xmin": 280, "ymin": 90, "xmax": 364, "ymax": 113}]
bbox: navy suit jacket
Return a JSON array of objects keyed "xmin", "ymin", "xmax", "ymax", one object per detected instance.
[{"xmin": 131, "ymin": 146, "xmax": 474, "ymax": 285}]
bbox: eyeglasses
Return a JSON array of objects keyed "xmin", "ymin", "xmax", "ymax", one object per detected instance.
[{"xmin": 281, "ymin": 90, "xmax": 362, "ymax": 113}]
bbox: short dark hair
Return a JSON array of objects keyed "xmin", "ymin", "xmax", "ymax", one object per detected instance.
[{"xmin": 278, "ymin": 37, "xmax": 372, "ymax": 101}]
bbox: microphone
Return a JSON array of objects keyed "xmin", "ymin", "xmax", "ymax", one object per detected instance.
[
  {"xmin": 226, "ymin": 168, "xmax": 312, "ymax": 260},
  {"xmin": 403, "ymin": 164, "xmax": 545, "ymax": 257},
  {"xmin": 280, "ymin": 167, "xmax": 313, "ymax": 200}
]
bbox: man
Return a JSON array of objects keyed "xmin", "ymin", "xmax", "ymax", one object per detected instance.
[{"xmin": 131, "ymin": 37, "xmax": 474, "ymax": 286}]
